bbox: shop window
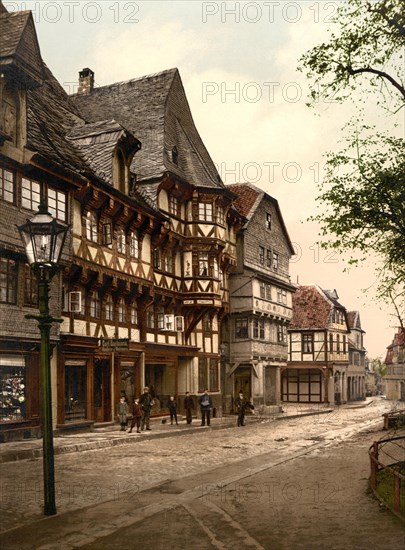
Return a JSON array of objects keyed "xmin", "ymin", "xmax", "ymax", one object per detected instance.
[
  {"xmin": 0, "ymin": 168, "xmax": 15, "ymax": 204},
  {"xmin": 86, "ymin": 211, "xmax": 98, "ymax": 242},
  {"xmin": 198, "ymin": 357, "xmax": 208, "ymax": 392},
  {"xmin": 22, "ymin": 177, "xmax": 40, "ymax": 212},
  {"xmin": 64, "ymin": 363, "xmax": 87, "ymax": 422},
  {"xmin": 209, "ymin": 359, "xmax": 219, "ymax": 392},
  {"xmin": 48, "ymin": 187, "xmax": 67, "ymax": 222},
  {"xmin": 24, "ymin": 263, "xmax": 38, "ymax": 307},
  {"xmin": 0, "ymin": 256, "xmax": 17, "ymax": 304},
  {"xmin": 0, "ymin": 358, "xmax": 26, "ymax": 422}
]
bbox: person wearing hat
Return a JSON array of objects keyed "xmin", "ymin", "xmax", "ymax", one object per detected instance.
[
  {"xmin": 234, "ymin": 391, "xmax": 254, "ymax": 427},
  {"xmin": 198, "ymin": 389, "xmax": 213, "ymax": 426},
  {"xmin": 139, "ymin": 386, "xmax": 154, "ymax": 430}
]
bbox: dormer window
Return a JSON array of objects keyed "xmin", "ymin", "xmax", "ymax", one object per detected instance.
[
  {"xmin": 113, "ymin": 147, "xmax": 127, "ymax": 194},
  {"xmin": 1, "ymin": 84, "xmax": 19, "ymax": 146}
]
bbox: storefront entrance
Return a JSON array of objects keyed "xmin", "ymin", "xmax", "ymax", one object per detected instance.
[
  {"xmin": 145, "ymin": 362, "xmax": 177, "ymax": 413},
  {"xmin": 234, "ymin": 367, "xmax": 252, "ymax": 400},
  {"xmin": 93, "ymin": 358, "xmax": 111, "ymax": 423}
]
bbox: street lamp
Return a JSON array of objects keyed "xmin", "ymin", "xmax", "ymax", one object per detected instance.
[{"xmin": 18, "ymin": 200, "xmax": 68, "ymax": 516}]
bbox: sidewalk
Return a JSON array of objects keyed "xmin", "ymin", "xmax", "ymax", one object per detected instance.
[{"xmin": 0, "ymin": 400, "xmax": 374, "ymax": 464}]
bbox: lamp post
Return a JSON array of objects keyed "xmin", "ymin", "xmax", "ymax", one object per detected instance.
[{"xmin": 18, "ymin": 201, "xmax": 68, "ymax": 516}]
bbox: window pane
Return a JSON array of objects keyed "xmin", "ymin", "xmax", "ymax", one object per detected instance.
[
  {"xmin": 0, "ymin": 364, "xmax": 26, "ymax": 421},
  {"xmin": 0, "ymin": 169, "xmax": 15, "ymax": 203}
]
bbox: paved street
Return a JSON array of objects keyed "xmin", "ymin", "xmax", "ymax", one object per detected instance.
[{"xmin": 0, "ymin": 398, "xmax": 404, "ymax": 549}]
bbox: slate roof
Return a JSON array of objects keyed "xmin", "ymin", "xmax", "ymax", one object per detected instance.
[
  {"xmin": 347, "ymin": 311, "xmax": 364, "ymax": 332},
  {"xmin": 0, "ymin": 10, "xmax": 44, "ymax": 85},
  {"xmin": 289, "ymin": 285, "xmax": 347, "ymax": 330},
  {"xmin": 228, "ymin": 182, "xmax": 295, "ymax": 255},
  {"xmin": 66, "ymin": 120, "xmax": 140, "ymax": 186},
  {"xmin": 70, "ymin": 68, "xmax": 224, "ymax": 190},
  {"xmin": 385, "ymin": 327, "xmax": 405, "ymax": 364}
]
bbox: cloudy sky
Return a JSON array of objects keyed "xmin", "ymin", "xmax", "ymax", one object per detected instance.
[{"xmin": 6, "ymin": 0, "xmax": 402, "ymax": 357}]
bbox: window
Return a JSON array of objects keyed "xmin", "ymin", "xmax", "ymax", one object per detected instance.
[
  {"xmin": 209, "ymin": 359, "xmax": 219, "ymax": 392},
  {"xmin": 157, "ymin": 308, "xmax": 165, "ymax": 330},
  {"xmin": 0, "ymin": 360, "xmax": 26, "ymax": 421},
  {"xmin": 129, "ymin": 231, "xmax": 139, "ymax": 258},
  {"xmin": 199, "ymin": 253, "xmax": 209, "ymax": 276},
  {"xmin": 199, "ymin": 202, "xmax": 213, "ymax": 222},
  {"xmin": 302, "ymin": 333, "xmax": 314, "ymax": 353},
  {"xmin": 203, "ymin": 315, "xmax": 212, "ymax": 333},
  {"xmin": 102, "ymin": 222, "xmax": 112, "ymax": 247},
  {"xmin": 24, "ymin": 264, "xmax": 38, "ymax": 307},
  {"xmin": 198, "ymin": 358, "xmax": 208, "ymax": 392},
  {"xmin": 253, "ymin": 318, "xmax": 265, "ymax": 339},
  {"xmin": 48, "ymin": 188, "xmax": 66, "ymax": 222},
  {"xmin": 105, "ymin": 295, "xmax": 114, "ymax": 321},
  {"xmin": 277, "ymin": 289, "xmax": 287, "ymax": 305},
  {"xmin": 235, "ymin": 317, "xmax": 248, "ymax": 339},
  {"xmin": 272, "ymin": 252, "xmax": 279, "ymax": 270},
  {"xmin": 116, "ymin": 229, "xmax": 126, "ymax": 254},
  {"xmin": 336, "ymin": 334, "xmax": 340, "ymax": 353},
  {"xmin": 259, "ymin": 246, "xmax": 265, "ymax": 265},
  {"xmin": 86, "ymin": 211, "xmax": 98, "ymax": 242},
  {"xmin": 22, "ymin": 177, "xmax": 40, "ymax": 211},
  {"xmin": 0, "ymin": 256, "xmax": 17, "ymax": 304},
  {"xmin": 266, "ymin": 249, "xmax": 272, "ymax": 268},
  {"xmin": 171, "ymin": 146, "xmax": 178, "ymax": 166},
  {"xmin": 216, "ymin": 207, "xmax": 225, "ymax": 225},
  {"xmin": 343, "ymin": 335, "xmax": 346, "ymax": 353},
  {"xmin": 153, "ymin": 249, "xmax": 161, "ymax": 270},
  {"xmin": 169, "ymin": 195, "xmax": 180, "ymax": 217},
  {"xmin": 259, "ymin": 282, "xmax": 265, "ymax": 299},
  {"xmin": 277, "ymin": 324, "xmax": 287, "ymax": 343},
  {"xmin": 329, "ymin": 334, "xmax": 333, "ymax": 352},
  {"xmin": 89, "ymin": 292, "xmax": 100, "ymax": 319},
  {"xmin": 130, "ymin": 304, "xmax": 138, "ymax": 325},
  {"xmin": 265, "ymin": 284, "xmax": 271, "ymax": 300},
  {"xmin": 0, "ymin": 168, "xmax": 15, "ymax": 203},
  {"xmin": 64, "ymin": 363, "xmax": 87, "ymax": 422},
  {"xmin": 118, "ymin": 298, "xmax": 126, "ymax": 323},
  {"xmin": 266, "ymin": 213, "xmax": 272, "ymax": 230},
  {"xmin": 147, "ymin": 308, "xmax": 155, "ymax": 329},
  {"xmin": 163, "ymin": 251, "xmax": 172, "ymax": 273}
]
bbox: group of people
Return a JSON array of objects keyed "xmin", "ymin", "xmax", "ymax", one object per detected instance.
[{"xmin": 117, "ymin": 387, "xmax": 254, "ymax": 432}]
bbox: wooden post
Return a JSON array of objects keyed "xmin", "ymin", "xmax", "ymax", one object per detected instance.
[{"xmin": 393, "ymin": 474, "xmax": 401, "ymax": 513}]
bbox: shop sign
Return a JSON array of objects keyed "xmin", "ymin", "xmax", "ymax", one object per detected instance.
[{"xmin": 100, "ymin": 338, "xmax": 129, "ymax": 351}]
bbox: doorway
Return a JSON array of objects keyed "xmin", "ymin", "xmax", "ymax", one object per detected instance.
[{"xmin": 93, "ymin": 359, "xmax": 111, "ymax": 423}]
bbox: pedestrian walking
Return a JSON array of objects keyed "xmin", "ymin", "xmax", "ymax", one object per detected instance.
[
  {"xmin": 128, "ymin": 398, "xmax": 142, "ymax": 433},
  {"xmin": 167, "ymin": 396, "xmax": 178, "ymax": 425},
  {"xmin": 184, "ymin": 391, "xmax": 194, "ymax": 424},
  {"xmin": 199, "ymin": 389, "xmax": 213, "ymax": 426},
  {"xmin": 234, "ymin": 392, "xmax": 254, "ymax": 427},
  {"xmin": 140, "ymin": 386, "xmax": 154, "ymax": 431},
  {"xmin": 117, "ymin": 396, "xmax": 129, "ymax": 431}
]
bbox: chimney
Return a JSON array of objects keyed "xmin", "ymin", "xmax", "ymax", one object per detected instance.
[{"xmin": 78, "ymin": 68, "xmax": 94, "ymax": 95}]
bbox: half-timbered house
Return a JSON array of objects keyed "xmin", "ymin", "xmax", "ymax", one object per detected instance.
[
  {"xmin": 221, "ymin": 183, "xmax": 295, "ymax": 412},
  {"xmin": 384, "ymin": 327, "xmax": 405, "ymax": 401},
  {"xmin": 285, "ymin": 286, "xmax": 350, "ymax": 404}
]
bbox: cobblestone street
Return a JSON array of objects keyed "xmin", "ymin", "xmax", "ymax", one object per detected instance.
[{"xmin": 0, "ymin": 399, "xmax": 404, "ymax": 549}]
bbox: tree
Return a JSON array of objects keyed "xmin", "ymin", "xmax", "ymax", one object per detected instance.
[{"xmin": 298, "ymin": 0, "xmax": 405, "ymax": 326}]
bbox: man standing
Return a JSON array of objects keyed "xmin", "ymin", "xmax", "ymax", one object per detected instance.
[
  {"xmin": 184, "ymin": 391, "xmax": 195, "ymax": 424},
  {"xmin": 198, "ymin": 389, "xmax": 212, "ymax": 427},
  {"xmin": 234, "ymin": 392, "xmax": 254, "ymax": 427},
  {"xmin": 140, "ymin": 386, "xmax": 154, "ymax": 431}
]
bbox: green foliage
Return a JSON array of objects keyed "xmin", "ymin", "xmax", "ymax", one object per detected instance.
[
  {"xmin": 299, "ymin": 0, "xmax": 405, "ymax": 109},
  {"xmin": 299, "ymin": 0, "xmax": 405, "ymax": 325}
]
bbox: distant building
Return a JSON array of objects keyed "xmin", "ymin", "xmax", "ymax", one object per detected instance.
[
  {"xmin": 285, "ymin": 286, "xmax": 350, "ymax": 404},
  {"xmin": 221, "ymin": 183, "xmax": 295, "ymax": 412},
  {"xmin": 384, "ymin": 328, "xmax": 405, "ymax": 401},
  {"xmin": 346, "ymin": 311, "xmax": 366, "ymax": 400}
]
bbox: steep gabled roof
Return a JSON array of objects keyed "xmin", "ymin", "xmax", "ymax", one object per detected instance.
[
  {"xmin": 289, "ymin": 285, "xmax": 347, "ymax": 330},
  {"xmin": 70, "ymin": 68, "xmax": 224, "ymax": 189},
  {"xmin": 0, "ymin": 10, "xmax": 44, "ymax": 86},
  {"xmin": 385, "ymin": 327, "xmax": 405, "ymax": 364},
  {"xmin": 347, "ymin": 311, "xmax": 365, "ymax": 332},
  {"xmin": 228, "ymin": 182, "xmax": 295, "ymax": 255}
]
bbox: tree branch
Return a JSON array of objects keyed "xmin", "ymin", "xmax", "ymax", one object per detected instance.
[{"xmin": 346, "ymin": 65, "xmax": 405, "ymax": 98}]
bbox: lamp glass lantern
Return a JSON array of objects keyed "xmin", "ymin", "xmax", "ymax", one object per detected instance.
[{"xmin": 18, "ymin": 202, "xmax": 68, "ymax": 267}]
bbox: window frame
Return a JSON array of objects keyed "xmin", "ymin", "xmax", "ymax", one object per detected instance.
[
  {"xmin": 302, "ymin": 333, "xmax": 314, "ymax": 353},
  {"xmin": 0, "ymin": 256, "xmax": 18, "ymax": 304},
  {"xmin": 0, "ymin": 167, "xmax": 15, "ymax": 204}
]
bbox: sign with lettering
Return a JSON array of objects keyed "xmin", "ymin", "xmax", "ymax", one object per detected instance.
[{"xmin": 100, "ymin": 338, "xmax": 129, "ymax": 351}]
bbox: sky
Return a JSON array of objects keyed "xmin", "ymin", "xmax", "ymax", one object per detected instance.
[{"xmin": 5, "ymin": 0, "xmax": 403, "ymax": 357}]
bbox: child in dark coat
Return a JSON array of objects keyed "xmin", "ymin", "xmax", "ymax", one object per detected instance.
[
  {"xmin": 129, "ymin": 398, "xmax": 142, "ymax": 433},
  {"xmin": 117, "ymin": 397, "xmax": 129, "ymax": 431}
]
